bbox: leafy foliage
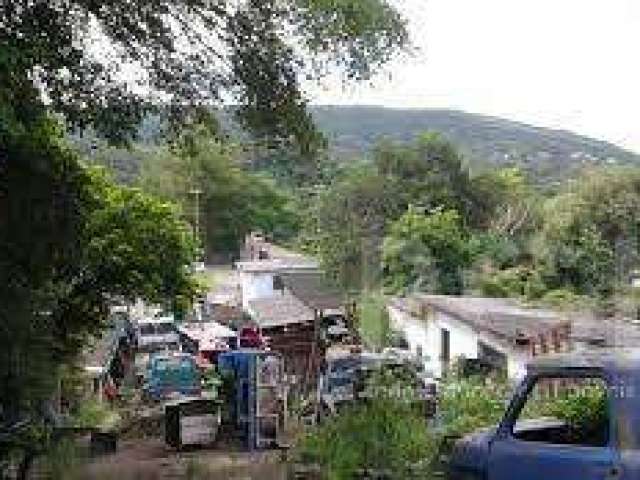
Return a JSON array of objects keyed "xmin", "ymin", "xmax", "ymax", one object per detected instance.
[
  {"xmin": 357, "ymin": 291, "xmax": 391, "ymax": 350},
  {"xmin": 383, "ymin": 206, "xmax": 470, "ymax": 295},
  {"xmin": 1, "ymin": 1, "xmax": 408, "ymax": 145},
  {"xmin": 437, "ymin": 375, "xmax": 512, "ymax": 437},
  {"xmin": 532, "ymin": 168, "xmax": 640, "ymax": 298},
  {"xmin": 296, "ymin": 373, "xmax": 435, "ymax": 479},
  {"xmin": 1, "ymin": 101, "xmax": 197, "ymax": 472},
  {"xmin": 138, "ymin": 126, "xmax": 300, "ymax": 255},
  {"xmin": 300, "ymin": 133, "xmax": 476, "ymax": 290}
]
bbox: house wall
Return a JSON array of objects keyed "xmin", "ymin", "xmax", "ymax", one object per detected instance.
[
  {"xmin": 388, "ymin": 303, "xmax": 527, "ymax": 381},
  {"xmin": 387, "ymin": 304, "xmax": 430, "ymax": 359},
  {"xmin": 429, "ymin": 309, "xmax": 479, "ymax": 378},
  {"xmin": 240, "ymin": 271, "xmax": 275, "ymax": 311}
]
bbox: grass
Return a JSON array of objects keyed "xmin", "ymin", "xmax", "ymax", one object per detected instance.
[
  {"xmin": 194, "ymin": 266, "xmax": 234, "ymax": 291},
  {"xmin": 357, "ymin": 291, "xmax": 391, "ymax": 351}
]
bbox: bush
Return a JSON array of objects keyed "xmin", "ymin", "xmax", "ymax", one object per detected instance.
[
  {"xmin": 436, "ymin": 375, "xmax": 512, "ymax": 438},
  {"xmin": 72, "ymin": 399, "xmax": 120, "ymax": 430},
  {"xmin": 295, "ymin": 373, "xmax": 436, "ymax": 479},
  {"xmin": 296, "ymin": 368, "xmax": 609, "ymax": 478},
  {"xmin": 475, "ymin": 266, "xmax": 546, "ymax": 300}
]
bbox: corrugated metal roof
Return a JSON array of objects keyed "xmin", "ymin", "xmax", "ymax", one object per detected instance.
[
  {"xmin": 249, "ymin": 293, "xmax": 315, "ymax": 328},
  {"xmin": 235, "ymin": 259, "xmax": 318, "ymax": 273},
  {"xmin": 278, "ymin": 272, "xmax": 347, "ymax": 310}
]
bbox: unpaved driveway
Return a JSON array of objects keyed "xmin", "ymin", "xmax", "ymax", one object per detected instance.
[{"xmin": 81, "ymin": 438, "xmax": 287, "ymax": 480}]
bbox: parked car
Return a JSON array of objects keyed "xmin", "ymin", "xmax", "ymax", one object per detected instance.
[
  {"xmin": 448, "ymin": 349, "xmax": 640, "ymax": 480},
  {"xmin": 134, "ymin": 341, "xmax": 180, "ymax": 385},
  {"xmin": 143, "ymin": 353, "xmax": 201, "ymax": 402},
  {"xmin": 135, "ymin": 316, "xmax": 179, "ymax": 352},
  {"xmin": 319, "ymin": 352, "xmax": 437, "ymax": 418}
]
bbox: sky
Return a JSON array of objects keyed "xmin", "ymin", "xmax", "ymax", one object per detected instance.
[{"xmin": 308, "ymin": 0, "xmax": 640, "ymax": 153}]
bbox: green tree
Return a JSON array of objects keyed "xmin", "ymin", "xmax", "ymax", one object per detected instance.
[
  {"xmin": 1, "ymin": 106, "xmax": 198, "ymax": 474},
  {"xmin": 300, "ymin": 134, "xmax": 475, "ymax": 290},
  {"xmin": 533, "ymin": 167, "xmax": 640, "ymax": 298},
  {"xmin": 374, "ymin": 132, "xmax": 473, "ymax": 220},
  {"xmin": 300, "ymin": 164, "xmax": 402, "ymax": 290},
  {"xmin": 2, "ymin": 1, "xmax": 408, "ymax": 146},
  {"xmin": 139, "ymin": 126, "xmax": 299, "ymax": 255},
  {"xmin": 469, "ymin": 167, "xmax": 539, "ymax": 235},
  {"xmin": 382, "ymin": 206, "xmax": 470, "ymax": 294}
]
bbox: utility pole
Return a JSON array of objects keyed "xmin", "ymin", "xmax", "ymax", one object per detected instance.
[{"xmin": 189, "ymin": 188, "xmax": 203, "ymax": 251}]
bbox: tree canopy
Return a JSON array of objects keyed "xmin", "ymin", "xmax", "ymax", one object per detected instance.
[
  {"xmin": 2, "ymin": 1, "xmax": 408, "ymax": 146},
  {"xmin": 299, "ymin": 133, "xmax": 476, "ymax": 290},
  {"xmin": 1, "ymin": 105, "xmax": 197, "ymax": 426},
  {"xmin": 383, "ymin": 206, "xmax": 470, "ymax": 295},
  {"xmin": 138, "ymin": 125, "xmax": 300, "ymax": 256}
]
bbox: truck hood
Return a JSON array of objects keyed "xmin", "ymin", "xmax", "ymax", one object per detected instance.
[{"xmin": 448, "ymin": 426, "xmax": 496, "ymax": 479}]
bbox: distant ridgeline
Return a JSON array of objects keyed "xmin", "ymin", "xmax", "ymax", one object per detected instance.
[
  {"xmin": 73, "ymin": 106, "xmax": 640, "ymax": 185},
  {"xmin": 310, "ymin": 106, "xmax": 640, "ymax": 185}
]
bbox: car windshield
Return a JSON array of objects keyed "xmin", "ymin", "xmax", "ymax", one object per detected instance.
[
  {"xmin": 155, "ymin": 323, "xmax": 174, "ymax": 334},
  {"xmin": 139, "ymin": 322, "xmax": 174, "ymax": 336},
  {"xmin": 139, "ymin": 324, "xmax": 155, "ymax": 336}
]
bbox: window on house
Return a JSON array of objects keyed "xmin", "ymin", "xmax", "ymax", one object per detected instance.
[
  {"xmin": 477, "ymin": 341, "xmax": 507, "ymax": 374},
  {"xmin": 440, "ymin": 328, "xmax": 450, "ymax": 365},
  {"xmin": 511, "ymin": 376, "xmax": 609, "ymax": 447}
]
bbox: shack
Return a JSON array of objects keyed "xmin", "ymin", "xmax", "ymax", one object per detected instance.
[
  {"xmin": 387, "ymin": 295, "xmax": 572, "ymax": 381},
  {"xmin": 248, "ymin": 293, "xmax": 315, "ymax": 386}
]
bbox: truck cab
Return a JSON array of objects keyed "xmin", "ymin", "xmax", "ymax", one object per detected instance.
[
  {"xmin": 142, "ymin": 353, "xmax": 201, "ymax": 402},
  {"xmin": 449, "ymin": 350, "xmax": 640, "ymax": 480}
]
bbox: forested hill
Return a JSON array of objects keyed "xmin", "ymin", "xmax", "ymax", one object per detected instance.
[
  {"xmin": 86, "ymin": 106, "xmax": 640, "ymax": 185},
  {"xmin": 310, "ymin": 106, "xmax": 640, "ymax": 180}
]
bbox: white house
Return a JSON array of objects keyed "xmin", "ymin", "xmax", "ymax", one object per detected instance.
[
  {"xmin": 387, "ymin": 295, "xmax": 573, "ymax": 381},
  {"xmin": 235, "ymin": 259, "xmax": 319, "ymax": 312}
]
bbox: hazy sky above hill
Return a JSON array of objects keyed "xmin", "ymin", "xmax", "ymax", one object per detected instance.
[{"xmin": 308, "ymin": 0, "xmax": 640, "ymax": 153}]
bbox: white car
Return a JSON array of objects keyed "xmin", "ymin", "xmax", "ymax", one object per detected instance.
[{"xmin": 135, "ymin": 316, "xmax": 179, "ymax": 352}]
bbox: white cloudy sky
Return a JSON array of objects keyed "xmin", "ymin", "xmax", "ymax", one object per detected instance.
[{"xmin": 308, "ymin": 0, "xmax": 640, "ymax": 153}]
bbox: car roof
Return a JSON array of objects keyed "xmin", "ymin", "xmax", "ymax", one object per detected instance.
[
  {"xmin": 138, "ymin": 316, "xmax": 175, "ymax": 325},
  {"xmin": 150, "ymin": 352, "xmax": 193, "ymax": 361}
]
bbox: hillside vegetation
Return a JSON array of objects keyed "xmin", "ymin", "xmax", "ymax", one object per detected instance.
[{"xmin": 311, "ymin": 106, "xmax": 640, "ymax": 183}]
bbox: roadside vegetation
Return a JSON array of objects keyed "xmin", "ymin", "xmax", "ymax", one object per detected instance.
[{"xmin": 295, "ymin": 363, "xmax": 609, "ymax": 479}]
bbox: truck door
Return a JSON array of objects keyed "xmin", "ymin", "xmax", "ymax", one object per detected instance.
[{"xmin": 488, "ymin": 375, "xmax": 621, "ymax": 480}]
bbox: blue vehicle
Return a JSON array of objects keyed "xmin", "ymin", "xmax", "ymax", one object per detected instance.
[
  {"xmin": 449, "ymin": 349, "xmax": 640, "ymax": 480},
  {"xmin": 143, "ymin": 353, "xmax": 201, "ymax": 401}
]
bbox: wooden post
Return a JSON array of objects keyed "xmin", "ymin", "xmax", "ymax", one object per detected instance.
[{"xmin": 312, "ymin": 308, "xmax": 320, "ymax": 421}]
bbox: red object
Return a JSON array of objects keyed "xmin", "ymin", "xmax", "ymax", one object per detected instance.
[
  {"xmin": 195, "ymin": 352, "xmax": 212, "ymax": 369},
  {"xmin": 239, "ymin": 326, "xmax": 269, "ymax": 349},
  {"xmin": 103, "ymin": 378, "xmax": 117, "ymax": 401}
]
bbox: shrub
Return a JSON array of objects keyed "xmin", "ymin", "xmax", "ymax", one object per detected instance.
[{"xmin": 295, "ymin": 373, "xmax": 436, "ymax": 479}]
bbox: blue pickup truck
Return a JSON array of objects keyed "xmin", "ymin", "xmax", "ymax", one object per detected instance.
[
  {"xmin": 142, "ymin": 353, "xmax": 201, "ymax": 402},
  {"xmin": 449, "ymin": 350, "xmax": 640, "ymax": 480}
]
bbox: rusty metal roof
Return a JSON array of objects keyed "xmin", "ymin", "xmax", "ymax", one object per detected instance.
[{"xmin": 248, "ymin": 293, "xmax": 314, "ymax": 328}]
